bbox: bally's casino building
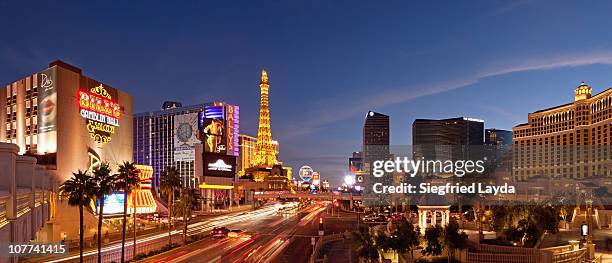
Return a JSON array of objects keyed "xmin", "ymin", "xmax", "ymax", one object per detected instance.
[{"xmin": 0, "ymin": 60, "xmax": 134, "ymax": 241}]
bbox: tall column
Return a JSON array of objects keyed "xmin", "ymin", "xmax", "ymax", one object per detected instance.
[
  {"xmin": 418, "ymin": 210, "xmax": 422, "ymax": 229},
  {"xmin": 34, "ymin": 166, "xmax": 46, "ymax": 230},
  {"xmin": 229, "ymin": 189, "xmax": 233, "ymax": 211},
  {"xmin": 200, "ymin": 188, "xmax": 205, "ymax": 212},
  {"xmin": 0, "ymin": 143, "xmax": 18, "ymax": 256},
  {"xmin": 433, "ymin": 211, "xmax": 437, "ymax": 226},
  {"xmin": 418, "ymin": 211, "xmax": 422, "ymax": 229},
  {"xmin": 16, "ymin": 155, "xmax": 36, "ymax": 241}
]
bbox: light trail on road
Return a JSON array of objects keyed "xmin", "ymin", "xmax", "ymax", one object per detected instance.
[{"xmin": 44, "ymin": 204, "xmax": 293, "ymax": 263}]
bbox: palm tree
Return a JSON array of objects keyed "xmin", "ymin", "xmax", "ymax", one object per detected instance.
[
  {"xmin": 174, "ymin": 188, "xmax": 200, "ymax": 244},
  {"xmin": 91, "ymin": 163, "xmax": 115, "ymax": 263},
  {"xmin": 159, "ymin": 166, "xmax": 181, "ymax": 246},
  {"xmin": 60, "ymin": 170, "xmax": 96, "ymax": 263},
  {"xmin": 422, "ymin": 225, "xmax": 443, "ymax": 257},
  {"xmin": 443, "ymin": 218, "xmax": 468, "ymax": 263},
  {"xmin": 352, "ymin": 226, "xmax": 379, "ymax": 262},
  {"xmin": 116, "ymin": 161, "xmax": 139, "ymax": 263}
]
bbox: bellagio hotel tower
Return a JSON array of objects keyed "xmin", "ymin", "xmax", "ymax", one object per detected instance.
[{"xmin": 513, "ymin": 82, "xmax": 612, "ymax": 180}]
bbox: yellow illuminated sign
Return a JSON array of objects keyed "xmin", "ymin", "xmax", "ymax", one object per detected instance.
[{"xmin": 78, "ymin": 84, "xmax": 122, "ymax": 145}]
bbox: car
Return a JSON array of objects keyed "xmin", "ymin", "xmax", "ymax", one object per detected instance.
[
  {"xmin": 388, "ymin": 212, "xmax": 403, "ymax": 221},
  {"xmin": 375, "ymin": 214, "xmax": 387, "ymax": 222},
  {"xmin": 228, "ymin": 229, "xmax": 242, "ymax": 238},
  {"xmin": 362, "ymin": 214, "xmax": 381, "ymax": 222},
  {"xmin": 228, "ymin": 229, "xmax": 252, "ymax": 239},
  {"xmin": 211, "ymin": 227, "xmax": 230, "ymax": 238},
  {"xmin": 363, "ymin": 214, "xmax": 387, "ymax": 223}
]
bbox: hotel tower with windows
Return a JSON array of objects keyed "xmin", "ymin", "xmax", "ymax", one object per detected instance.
[
  {"xmin": 513, "ymin": 82, "xmax": 612, "ymax": 180},
  {"xmin": 1, "ymin": 60, "xmax": 135, "ymax": 242}
]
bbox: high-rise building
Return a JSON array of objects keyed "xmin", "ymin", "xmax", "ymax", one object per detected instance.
[
  {"xmin": 513, "ymin": 82, "xmax": 612, "ymax": 180},
  {"xmin": 252, "ymin": 69, "xmax": 278, "ymax": 167},
  {"xmin": 362, "ymin": 111, "xmax": 390, "ymax": 203},
  {"xmin": 238, "ymin": 134, "xmax": 257, "ymax": 173},
  {"xmin": 1, "ymin": 60, "xmax": 134, "ymax": 177},
  {"xmin": 197, "ymin": 102, "xmax": 240, "ymax": 211},
  {"xmin": 134, "ymin": 103, "xmax": 207, "ymax": 189},
  {"xmin": 412, "ymin": 117, "xmax": 484, "ymax": 161},
  {"xmin": 1, "ymin": 60, "xmax": 134, "ymax": 242},
  {"xmin": 363, "ymin": 111, "xmax": 390, "ymax": 146},
  {"xmin": 485, "ymin": 129, "xmax": 513, "ymax": 145}
]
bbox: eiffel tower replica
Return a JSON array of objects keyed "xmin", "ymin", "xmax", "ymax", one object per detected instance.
[{"xmin": 245, "ymin": 69, "xmax": 290, "ymax": 191}]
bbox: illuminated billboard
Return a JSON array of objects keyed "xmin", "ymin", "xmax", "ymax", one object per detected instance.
[
  {"xmin": 173, "ymin": 113, "xmax": 200, "ymax": 161},
  {"xmin": 312, "ymin": 171, "xmax": 320, "ymax": 186},
  {"xmin": 200, "ymin": 103, "xmax": 239, "ymax": 156},
  {"xmin": 349, "ymin": 157, "xmax": 363, "ymax": 173},
  {"xmin": 36, "ymin": 68, "xmax": 58, "ymax": 154},
  {"xmin": 203, "ymin": 152, "xmax": 236, "ymax": 178},
  {"xmin": 96, "ymin": 192, "xmax": 126, "ymax": 215},
  {"xmin": 226, "ymin": 104, "xmax": 240, "ymax": 156},
  {"xmin": 202, "ymin": 105, "xmax": 226, "ymax": 153},
  {"xmin": 78, "ymin": 84, "xmax": 122, "ymax": 145},
  {"xmin": 299, "ymin": 166, "xmax": 314, "ymax": 182},
  {"xmin": 98, "ymin": 165, "xmax": 157, "ymax": 216}
]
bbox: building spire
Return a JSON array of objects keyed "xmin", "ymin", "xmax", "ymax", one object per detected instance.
[
  {"xmin": 260, "ymin": 68, "xmax": 269, "ymax": 85},
  {"xmin": 253, "ymin": 68, "xmax": 277, "ymax": 167},
  {"xmin": 575, "ymin": 81, "xmax": 592, "ymax": 101}
]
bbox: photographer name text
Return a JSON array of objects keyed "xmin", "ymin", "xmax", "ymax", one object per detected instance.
[{"xmin": 372, "ymin": 182, "xmax": 515, "ymax": 196}]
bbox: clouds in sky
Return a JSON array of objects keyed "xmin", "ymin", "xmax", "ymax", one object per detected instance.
[{"xmin": 284, "ymin": 49, "xmax": 612, "ymax": 138}]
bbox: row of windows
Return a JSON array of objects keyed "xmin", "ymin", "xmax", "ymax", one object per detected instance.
[{"xmin": 515, "ymin": 93, "xmax": 612, "ymax": 138}]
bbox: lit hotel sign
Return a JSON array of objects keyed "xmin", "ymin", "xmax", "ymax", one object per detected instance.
[
  {"xmin": 78, "ymin": 84, "xmax": 122, "ymax": 144},
  {"xmin": 226, "ymin": 104, "xmax": 239, "ymax": 156},
  {"xmin": 208, "ymin": 159, "xmax": 233, "ymax": 172}
]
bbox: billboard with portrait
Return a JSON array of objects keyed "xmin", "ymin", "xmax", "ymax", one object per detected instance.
[
  {"xmin": 36, "ymin": 67, "xmax": 58, "ymax": 154},
  {"xmin": 202, "ymin": 105, "xmax": 227, "ymax": 153},
  {"xmin": 173, "ymin": 113, "xmax": 200, "ymax": 161}
]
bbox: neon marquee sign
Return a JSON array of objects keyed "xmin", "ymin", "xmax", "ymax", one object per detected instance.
[
  {"xmin": 226, "ymin": 104, "xmax": 238, "ymax": 156},
  {"xmin": 78, "ymin": 84, "xmax": 121, "ymax": 144}
]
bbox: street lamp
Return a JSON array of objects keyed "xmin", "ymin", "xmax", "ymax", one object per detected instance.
[
  {"xmin": 344, "ymin": 175, "xmax": 356, "ymax": 211},
  {"xmin": 344, "ymin": 175, "xmax": 356, "ymax": 186},
  {"xmin": 578, "ymin": 188, "xmax": 596, "ymax": 260}
]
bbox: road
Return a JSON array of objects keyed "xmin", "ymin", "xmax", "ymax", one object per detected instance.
[
  {"xmin": 273, "ymin": 206, "xmax": 359, "ymax": 263},
  {"xmin": 27, "ymin": 204, "xmax": 294, "ymax": 263},
  {"xmin": 141, "ymin": 203, "xmax": 328, "ymax": 263}
]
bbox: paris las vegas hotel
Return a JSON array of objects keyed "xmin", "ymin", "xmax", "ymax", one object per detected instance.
[{"xmin": 513, "ymin": 82, "xmax": 612, "ymax": 180}]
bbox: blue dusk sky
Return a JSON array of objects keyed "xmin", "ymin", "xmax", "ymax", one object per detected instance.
[{"xmin": 2, "ymin": 1, "xmax": 612, "ymax": 186}]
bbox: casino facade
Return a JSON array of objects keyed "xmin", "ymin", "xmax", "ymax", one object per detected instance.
[
  {"xmin": 1, "ymin": 60, "xmax": 134, "ymax": 180},
  {"xmin": 513, "ymin": 82, "xmax": 612, "ymax": 180},
  {"xmin": 0, "ymin": 60, "xmax": 134, "ymax": 241}
]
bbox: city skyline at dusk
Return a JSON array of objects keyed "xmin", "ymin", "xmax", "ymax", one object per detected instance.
[
  {"xmin": 4, "ymin": 1, "xmax": 612, "ymax": 185},
  {"xmin": 2, "ymin": 2, "xmax": 612, "ymax": 263}
]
